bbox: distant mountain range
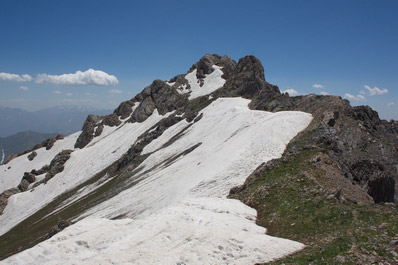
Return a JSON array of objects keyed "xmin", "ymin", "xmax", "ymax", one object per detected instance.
[
  {"xmin": 0, "ymin": 131, "xmax": 58, "ymax": 164},
  {"xmin": 0, "ymin": 106, "xmax": 112, "ymax": 138}
]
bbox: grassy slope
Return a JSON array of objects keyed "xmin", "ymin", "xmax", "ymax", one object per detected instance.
[{"xmin": 230, "ymin": 135, "xmax": 398, "ymax": 264}]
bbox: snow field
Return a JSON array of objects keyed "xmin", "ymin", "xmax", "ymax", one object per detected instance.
[
  {"xmin": 0, "ymin": 107, "xmax": 170, "ymax": 236},
  {"xmin": 178, "ymin": 65, "xmax": 226, "ymax": 100},
  {"xmin": 2, "ymin": 98, "xmax": 313, "ymax": 264}
]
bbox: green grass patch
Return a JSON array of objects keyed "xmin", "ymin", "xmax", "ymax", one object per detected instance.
[{"xmin": 230, "ymin": 147, "xmax": 398, "ymax": 264}]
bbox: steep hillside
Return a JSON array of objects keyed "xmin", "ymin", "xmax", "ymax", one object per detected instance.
[{"xmin": 0, "ymin": 54, "xmax": 397, "ymax": 264}]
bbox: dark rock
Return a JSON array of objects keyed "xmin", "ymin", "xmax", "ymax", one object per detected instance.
[
  {"xmin": 150, "ymin": 80, "xmax": 188, "ymax": 115},
  {"xmin": 50, "ymin": 150, "xmax": 73, "ymax": 167},
  {"xmin": 94, "ymin": 123, "xmax": 104, "ymax": 137},
  {"xmin": 40, "ymin": 150, "xmax": 73, "ymax": 183},
  {"xmin": 46, "ymin": 220, "xmax": 71, "ymax": 239},
  {"xmin": 130, "ymin": 96, "xmax": 157, "ymax": 123},
  {"xmin": 27, "ymin": 151, "xmax": 37, "ymax": 161},
  {"xmin": 74, "ymin": 114, "xmax": 101, "ymax": 149},
  {"xmin": 33, "ymin": 164, "xmax": 50, "ymax": 175},
  {"xmin": 103, "ymin": 113, "xmax": 121, "ymax": 127},
  {"xmin": 114, "ymin": 99, "xmax": 137, "ymax": 119},
  {"xmin": 18, "ymin": 179, "xmax": 30, "ymax": 192},
  {"xmin": 368, "ymin": 173, "xmax": 395, "ymax": 203},
  {"xmin": 189, "ymin": 54, "xmax": 237, "ymax": 80},
  {"xmin": 46, "ymin": 226, "xmax": 61, "ymax": 239},
  {"xmin": 57, "ymin": 220, "xmax": 71, "ymax": 230},
  {"xmin": 226, "ymin": 55, "xmax": 280, "ymax": 99},
  {"xmin": 42, "ymin": 138, "xmax": 56, "ymax": 150},
  {"xmin": 32, "ymin": 144, "xmax": 42, "ymax": 150},
  {"xmin": 193, "ymin": 113, "xmax": 203, "ymax": 123},
  {"xmin": 22, "ymin": 172, "xmax": 36, "ymax": 183},
  {"xmin": 56, "ymin": 134, "xmax": 64, "ymax": 140}
]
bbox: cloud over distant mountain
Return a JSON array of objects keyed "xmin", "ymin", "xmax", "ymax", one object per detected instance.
[{"xmin": 35, "ymin": 69, "xmax": 119, "ymax": 86}]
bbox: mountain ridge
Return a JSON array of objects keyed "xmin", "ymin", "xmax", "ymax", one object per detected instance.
[{"xmin": 0, "ymin": 54, "xmax": 397, "ymax": 264}]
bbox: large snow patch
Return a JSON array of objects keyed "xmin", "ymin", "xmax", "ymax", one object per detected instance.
[{"xmin": 2, "ymin": 98, "xmax": 313, "ymax": 264}]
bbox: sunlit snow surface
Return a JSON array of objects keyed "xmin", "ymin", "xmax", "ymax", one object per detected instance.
[
  {"xmin": 1, "ymin": 98, "xmax": 313, "ymax": 265},
  {"xmin": 177, "ymin": 65, "xmax": 226, "ymax": 99}
]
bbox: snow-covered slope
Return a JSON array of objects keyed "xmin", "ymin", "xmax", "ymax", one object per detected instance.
[
  {"xmin": 177, "ymin": 65, "xmax": 226, "ymax": 99},
  {"xmin": 1, "ymin": 97, "xmax": 312, "ymax": 264}
]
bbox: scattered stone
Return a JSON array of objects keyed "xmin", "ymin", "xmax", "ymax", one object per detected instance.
[
  {"xmin": 18, "ymin": 179, "xmax": 30, "ymax": 192},
  {"xmin": 42, "ymin": 138, "xmax": 56, "ymax": 150},
  {"xmin": 27, "ymin": 151, "xmax": 37, "ymax": 161},
  {"xmin": 22, "ymin": 172, "xmax": 36, "ymax": 183},
  {"xmin": 46, "ymin": 220, "xmax": 71, "ymax": 239},
  {"xmin": 389, "ymin": 240, "xmax": 398, "ymax": 245}
]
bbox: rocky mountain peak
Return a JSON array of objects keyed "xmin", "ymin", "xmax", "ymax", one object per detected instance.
[{"xmin": 189, "ymin": 54, "xmax": 237, "ymax": 80}]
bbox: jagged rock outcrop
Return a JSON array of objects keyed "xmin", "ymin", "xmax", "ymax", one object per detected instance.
[
  {"xmin": 74, "ymin": 115, "xmax": 101, "ymax": 149},
  {"xmin": 130, "ymin": 80, "xmax": 188, "ymax": 123},
  {"xmin": 113, "ymin": 99, "xmax": 138, "ymax": 119},
  {"xmin": 225, "ymin": 55, "xmax": 280, "ymax": 99},
  {"xmin": 189, "ymin": 54, "xmax": 237, "ymax": 80},
  {"xmin": 45, "ymin": 150, "xmax": 73, "ymax": 180}
]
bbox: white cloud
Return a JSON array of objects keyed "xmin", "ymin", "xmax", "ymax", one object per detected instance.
[
  {"xmin": 36, "ymin": 69, "xmax": 118, "ymax": 86},
  {"xmin": 320, "ymin": 91, "xmax": 329, "ymax": 95},
  {"xmin": 109, "ymin": 89, "xmax": 122, "ymax": 94},
  {"xmin": 387, "ymin": 102, "xmax": 395, "ymax": 107},
  {"xmin": 19, "ymin": 86, "xmax": 29, "ymax": 91},
  {"xmin": 66, "ymin": 93, "xmax": 73, "ymax": 97},
  {"xmin": 344, "ymin": 93, "xmax": 366, "ymax": 101},
  {"xmin": 0, "ymin": 73, "xmax": 32, "ymax": 82},
  {"xmin": 53, "ymin": 90, "xmax": 62, "ymax": 94},
  {"xmin": 360, "ymin": 85, "xmax": 388, "ymax": 96},
  {"xmin": 281, "ymin": 89, "xmax": 298, "ymax": 96},
  {"xmin": 312, "ymin": 83, "xmax": 324, "ymax": 89}
]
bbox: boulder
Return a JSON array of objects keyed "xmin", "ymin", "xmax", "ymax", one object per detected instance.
[
  {"xmin": 103, "ymin": 113, "xmax": 121, "ymax": 127},
  {"xmin": 74, "ymin": 115, "xmax": 101, "ymax": 149},
  {"xmin": 114, "ymin": 99, "xmax": 137, "ymax": 119},
  {"xmin": 22, "ymin": 172, "xmax": 36, "ymax": 183},
  {"xmin": 42, "ymin": 138, "xmax": 56, "ymax": 150},
  {"xmin": 27, "ymin": 151, "xmax": 37, "ymax": 161}
]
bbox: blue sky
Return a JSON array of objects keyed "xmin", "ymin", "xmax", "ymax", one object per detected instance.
[{"xmin": 1, "ymin": 0, "xmax": 397, "ymax": 119}]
